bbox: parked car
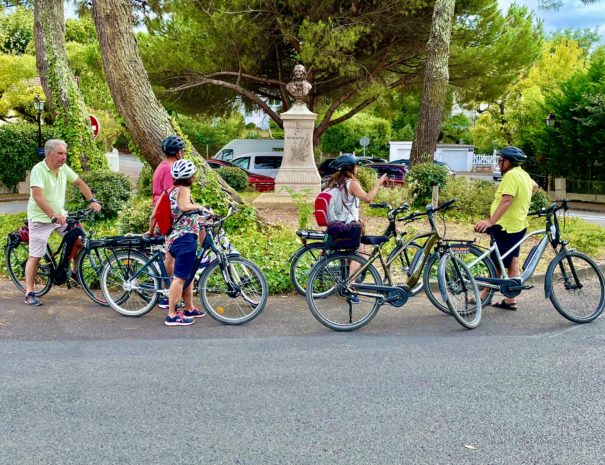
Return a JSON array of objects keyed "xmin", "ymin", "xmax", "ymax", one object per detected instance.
[
  {"xmin": 318, "ymin": 156, "xmax": 387, "ymax": 178},
  {"xmin": 366, "ymin": 163, "xmax": 407, "ymax": 187},
  {"xmin": 230, "ymin": 152, "xmax": 283, "ymax": 178},
  {"xmin": 357, "ymin": 156, "xmax": 386, "ymax": 165},
  {"xmin": 317, "ymin": 158, "xmax": 337, "ymax": 179},
  {"xmin": 390, "ymin": 159, "xmax": 455, "ymax": 176},
  {"xmin": 493, "ymin": 166, "xmax": 502, "ymax": 181},
  {"xmin": 206, "ymin": 159, "xmax": 275, "ymax": 192},
  {"xmin": 213, "ymin": 139, "xmax": 284, "ymax": 162}
]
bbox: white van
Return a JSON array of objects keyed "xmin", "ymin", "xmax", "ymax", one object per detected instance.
[
  {"xmin": 231, "ymin": 152, "xmax": 283, "ymax": 178},
  {"xmin": 214, "ymin": 139, "xmax": 284, "ymax": 162}
]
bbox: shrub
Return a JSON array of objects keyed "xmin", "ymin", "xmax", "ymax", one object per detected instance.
[
  {"xmin": 441, "ymin": 177, "xmax": 497, "ymax": 221},
  {"xmin": 229, "ymin": 225, "xmax": 301, "ymax": 293},
  {"xmin": 0, "ymin": 123, "xmax": 60, "ymax": 189},
  {"xmin": 530, "ymin": 188, "xmax": 551, "ymax": 212},
  {"xmin": 281, "ymin": 187, "xmax": 313, "ymax": 229},
  {"xmin": 66, "ymin": 169, "xmax": 132, "ymax": 220},
  {"xmin": 356, "ymin": 166, "xmax": 378, "ymax": 192},
  {"xmin": 137, "ymin": 162, "xmax": 153, "ymax": 197},
  {"xmin": 366, "ymin": 185, "xmax": 412, "ymax": 217},
  {"xmin": 405, "ymin": 162, "xmax": 449, "ymax": 206},
  {"xmin": 216, "ymin": 166, "xmax": 248, "ymax": 192},
  {"xmin": 117, "ymin": 196, "xmax": 153, "ymax": 234}
]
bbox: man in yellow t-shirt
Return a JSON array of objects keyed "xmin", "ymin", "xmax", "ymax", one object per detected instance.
[
  {"xmin": 474, "ymin": 146, "xmax": 538, "ymax": 310},
  {"xmin": 24, "ymin": 140, "xmax": 102, "ymax": 306}
]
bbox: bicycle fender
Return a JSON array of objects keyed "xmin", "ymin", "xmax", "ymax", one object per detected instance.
[{"xmin": 437, "ymin": 255, "xmax": 450, "ymax": 303}]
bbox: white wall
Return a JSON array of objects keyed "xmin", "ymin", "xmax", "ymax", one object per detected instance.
[{"xmin": 389, "ymin": 142, "xmax": 474, "ymax": 172}]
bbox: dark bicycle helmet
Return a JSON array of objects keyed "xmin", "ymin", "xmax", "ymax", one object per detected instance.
[
  {"xmin": 498, "ymin": 146, "xmax": 527, "ymax": 165},
  {"xmin": 161, "ymin": 135, "xmax": 186, "ymax": 156},
  {"xmin": 329, "ymin": 154, "xmax": 359, "ymax": 171}
]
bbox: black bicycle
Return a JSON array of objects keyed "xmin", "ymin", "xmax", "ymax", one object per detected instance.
[{"xmin": 5, "ymin": 210, "xmax": 99, "ymax": 300}]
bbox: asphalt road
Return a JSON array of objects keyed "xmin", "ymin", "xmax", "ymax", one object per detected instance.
[{"xmin": 1, "ymin": 279, "xmax": 604, "ymax": 465}]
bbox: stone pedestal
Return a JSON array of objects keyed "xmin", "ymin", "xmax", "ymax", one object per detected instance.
[{"xmin": 253, "ymin": 103, "xmax": 321, "ymax": 208}]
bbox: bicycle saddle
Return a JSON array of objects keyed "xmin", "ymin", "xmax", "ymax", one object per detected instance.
[
  {"xmin": 485, "ymin": 224, "xmax": 503, "ymax": 235},
  {"xmin": 361, "ymin": 235, "xmax": 390, "ymax": 246}
]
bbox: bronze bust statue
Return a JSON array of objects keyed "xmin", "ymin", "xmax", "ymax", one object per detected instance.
[{"xmin": 286, "ymin": 64, "xmax": 312, "ymax": 104}]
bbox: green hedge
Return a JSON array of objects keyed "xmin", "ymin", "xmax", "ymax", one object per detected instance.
[
  {"xmin": 0, "ymin": 123, "xmax": 60, "ymax": 189},
  {"xmin": 117, "ymin": 195, "xmax": 153, "ymax": 234},
  {"xmin": 405, "ymin": 162, "xmax": 450, "ymax": 207},
  {"xmin": 216, "ymin": 166, "xmax": 248, "ymax": 192},
  {"xmin": 66, "ymin": 169, "xmax": 132, "ymax": 220}
]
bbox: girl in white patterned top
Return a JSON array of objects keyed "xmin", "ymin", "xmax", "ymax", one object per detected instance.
[{"xmin": 164, "ymin": 159, "xmax": 212, "ymax": 326}]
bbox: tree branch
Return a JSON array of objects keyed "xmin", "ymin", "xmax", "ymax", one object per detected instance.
[{"xmin": 171, "ymin": 75, "xmax": 283, "ymax": 128}]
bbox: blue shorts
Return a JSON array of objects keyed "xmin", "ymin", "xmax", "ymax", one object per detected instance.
[
  {"xmin": 169, "ymin": 234, "xmax": 197, "ymax": 281},
  {"xmin": 491, "ymin": 228, "xmax": 526, "ymax": 268}
]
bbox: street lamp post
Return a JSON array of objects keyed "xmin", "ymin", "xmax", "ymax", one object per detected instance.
[
  {"xmin": 545, "ymin": 112, "xmax": 556, "ymax": 190},
  {"xmin": 33, "ymin": 96, "xmax": 45, "ymax": 157}
]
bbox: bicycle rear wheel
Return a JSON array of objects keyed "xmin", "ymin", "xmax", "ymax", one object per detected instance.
[
  {"xmin": 198, "ymin": 254, "xmax": 268, "ymax": 325},
  {"xmin": 306, "ymin": 252, "xmax": 382, "ymax": 331},
  {"xmin": 5, "ymin": 239, "xmax": 53, "ymax": 297},
  {"xmin": 424, "ymin": 245, "xmax": 496, "ymax": 315},
  {"xmin": 438, "ymin": 254, "xmax": 481, "ymax": 329},
  {"xmin": 546, "ymin": 250, "xmax": 605, "ymax": 323},
  {"xmin": 289, "ymin": 242, "xmax": 327, "ymax": 295},
  {"xmin": 100, "ymin": 251, "xmax": 160, "ymax": 317}
]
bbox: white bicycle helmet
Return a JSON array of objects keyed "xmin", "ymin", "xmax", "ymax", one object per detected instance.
[{"xmin": 171, "ymin": 159, "xmax": 197, "ymax": 180}]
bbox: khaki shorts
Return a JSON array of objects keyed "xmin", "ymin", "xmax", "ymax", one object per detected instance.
[{"xmin": 28, "ymin": 221, "xmax": 68, "ymax": 258}]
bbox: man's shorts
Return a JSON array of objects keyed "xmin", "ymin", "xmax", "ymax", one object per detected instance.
[
  {"xmin": 169, "ymin": 233, "xmax": 198, "ymax": 281},
  {"xmin": 28, "ymin": 221, "xmax": 68, "ymax": 258},
  {"xmin": 491, "ymin": 228, "xmax": 526, "ymax": 268}
]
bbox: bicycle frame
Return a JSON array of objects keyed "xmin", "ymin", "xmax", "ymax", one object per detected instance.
[
  {"xmin": 346, "ymin": 207, "xmax": 448, "ymax": 299},
  {"xmin": 467, "ymin": 228, "xmax": 552, "ymax": 287}
]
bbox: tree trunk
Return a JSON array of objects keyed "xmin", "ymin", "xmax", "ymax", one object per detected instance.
[
  {"xmin": 91, "ymin": 0, "xmax": 244, "ymax": 207},
  {"xmin": 33, "ymin": 0, "xmax": 105, "ymax": 172},
  {"xmin": 409, "ymin": 0, "xmax": 456, "ymax": 167}
]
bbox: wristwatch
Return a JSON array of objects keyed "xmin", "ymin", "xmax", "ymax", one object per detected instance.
[{"xmin": 88, "ymin": 197, "xmax": 98, "ymax": 204}]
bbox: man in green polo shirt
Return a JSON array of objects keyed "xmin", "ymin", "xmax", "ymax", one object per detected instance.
[
  {"xmin": 474, "ymin": 146, "xmax": 538, "ymax": 310},
  {"xmin": 24, "ymin": 139, "xmax": 102, "ymax": 306}
]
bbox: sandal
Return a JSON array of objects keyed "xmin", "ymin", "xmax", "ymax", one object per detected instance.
[{"xmin": 492, "ymin": 299, "xmax": 517, "ymax": 311}]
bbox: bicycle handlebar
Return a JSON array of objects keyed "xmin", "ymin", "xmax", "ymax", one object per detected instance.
[
  {"xmin": 397, "ymin": 198, "xmax": 457, "ymax": 222},
  {"xmin": 51, "ymin": 209, "xmax": 94, "ymax": 224},
  {"xmin": 528, "ymin": 199, "xmax": 569, "ymax": 218}
]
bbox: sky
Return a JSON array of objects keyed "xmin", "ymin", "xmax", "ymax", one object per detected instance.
[{"xmin": 498, "ymin": 0, "xmax": 605, "ymax": 33}]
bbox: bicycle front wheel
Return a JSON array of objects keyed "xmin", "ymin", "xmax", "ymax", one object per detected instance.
[
  {"xmin": 198, "ymin": 255, "xmax": 269, "ymax": 325},
  {"xmin": 5, "ymin": 239, "xmax": 53, "ymax": 297},
  {"xmin": 424, "ymin": 245, "xmax": 496, "ymax": 315},
  {"xmin": 546, "ymin": 250, "xmax": 605, "ymax": 323},
  {"xmin": 289, "ymin": 242, "xmax": 327, "ymax": 295},
  {"xmin": 100, "ymin": 251, "xmax": 160, "ymax": 317},
  {"xmin": 438, "ymin": 254, "xmax": 482, "ymax": 329},
  {"xmin": 306, "ymin": 252, "xmax": 382, "ymax": 331}
]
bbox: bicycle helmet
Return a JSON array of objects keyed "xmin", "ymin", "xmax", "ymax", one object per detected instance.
[
  {"xmin": 171, "ymin": 159, "xmax": 197, "ymax": 180},
  {"xmin": 329, "ymin": 154, "xmax": 359, "ymax": 171},
  {"xmin": 161, "ymin": 135, "xmax": 186, "ymax": 156},
  {"xmin": 498, "ymin": 146, "xmax": 527, "ymax": 165}
]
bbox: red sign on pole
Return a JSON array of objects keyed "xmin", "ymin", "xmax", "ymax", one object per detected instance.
[{"xmin": 89, "ymin": 114, "xmax": 100, "ymax": 139}]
